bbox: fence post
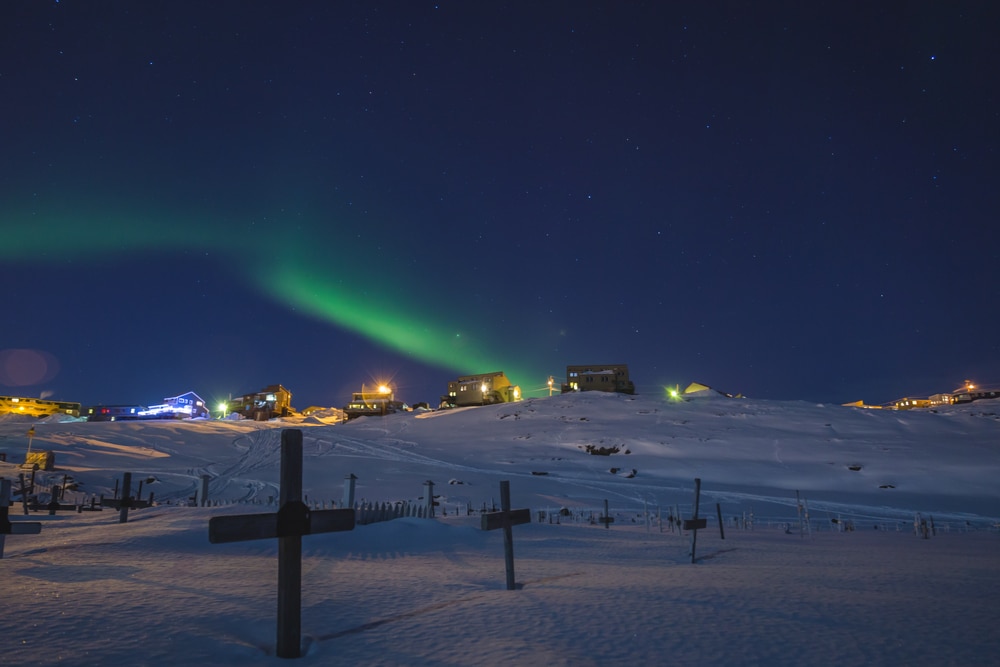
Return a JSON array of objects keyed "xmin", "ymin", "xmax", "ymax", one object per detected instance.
[{"xmin": 424, "ymin": 480, "xmax": 435, "ymax": 518}]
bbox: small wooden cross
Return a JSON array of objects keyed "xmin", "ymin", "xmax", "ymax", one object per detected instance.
[
  {"xmin": 684, "ymin": 477, "xmax": 706, "ymax": 563},
  {"xmin": 0, "ymin": 478, "xmax": 42, "ymax": 559},
  {"xmin": 481, "ymin": 480, "xmax": 530, "ymax": 590},
  {"xmin": 208, "ymin": 429, "xmax": 355, "ymax": 659}
]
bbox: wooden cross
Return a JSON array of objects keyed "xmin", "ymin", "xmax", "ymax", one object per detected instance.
[
  {"xmin": 208, "ymin": 429, "xmax": 355, "ymax": 659},
  {"xmin": 598, "ymin": 498, "xmax": 614, "ymax": 528},
  {"xmin": 98, "ymin": 473, "xmax": 152, "ymax": 522},
  {"xmin": 481, "ymin": 480, "xmax": 530, "ymax": 590},
  {"xmin": 684, "ymin": 477, "xmax": 707, "ymax": 563},
  {"xmin": 0, "ymin": 478, "xmax": 42, "ymax": 559}
]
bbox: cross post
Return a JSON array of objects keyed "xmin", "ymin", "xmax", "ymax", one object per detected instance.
[
  {"xmin": 17, "ymin": 473, "xmax": 30, "ymax": 515},
  {"xmin": 684, "ymin": 478, "xmax": 707, "ymax": 563},
  {"xmin": 599, "ymin": 498, "xmax": 614, "ymax": 528},
  {"xmin": 1, "ymin": 478, "xmax": 42, "ymax": 559},
  {"xmin": 481, "ymin": 480, "xmax": 530, "ymax": 590},
  {"xmin": 342, "ymin": 473, "xmax": 357, "ymax": 508},
  {"xmin": 208, "ymin": 429, "xmax": 355, "ymax": 659},
  {"xmin": 119, "ymin": 472, "xmax": 132, "ymax": 523}
]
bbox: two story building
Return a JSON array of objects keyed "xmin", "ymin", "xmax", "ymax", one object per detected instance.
[
  {"xmin": 561, "ymin": 364, "xmax": 635, "ymax": 395},
  {"xmin": 444, "ymin": 371, "xmax": 521, "ymax": 407}
]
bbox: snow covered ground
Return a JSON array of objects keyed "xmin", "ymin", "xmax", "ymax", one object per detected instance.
[{"xmin": 1, "ymin": 392, "xmax": 998, "ymax": 665}]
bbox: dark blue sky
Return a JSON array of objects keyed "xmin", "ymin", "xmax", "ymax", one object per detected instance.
[{"xmin": 2, "ymin": 1, "xmax": 998, "ymax": 409}]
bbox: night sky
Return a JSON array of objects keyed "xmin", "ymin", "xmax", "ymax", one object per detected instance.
[{"xmin": 2, "ymin": 2, "xmax": 998, "ymax": 410}]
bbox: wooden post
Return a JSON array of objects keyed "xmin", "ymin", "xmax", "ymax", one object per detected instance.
[
  {"xmin": 1, "ymin": 478, "xmax": 42, "ymax": 558},
  {"xmin": 343, "ymin": 473, "xmax": 357, "ymax": 508},
  {"xmin": 716, "ymin": 502, "xmax": 725, "ymax": 540},
  {"xmin": 200, "ymin": 474, "xmax": 211, "ymax": 507},
  {"xmin": 687, "ymin": 478, "xmax": 703, "ymax": 564},
  {"xmin": 209, "ymin": 429, "xmax": 355, "ymax": 659},
  {"xmin": 119, "ymin": 472, "xmax": 132, "ymax": 524},
  {"xmin": 18, "ymin": 473, "xmax": 29, "ymax": 515},
  {"xmin": 277, "ymin": 436, "xmax": 304, "ymax": 658},
  {"xmin": 480, "ymin": 480, "xmax": 531, "ymax": 590},
  {"xmin": 599, "ymin": 499, "xmax": 614, "ymax": 529},
  {"xmin": 47, "ymin": 485, "xmax": 60, "ymax": 515},
  {"xmin": 423, "ymin": 480, "xmax": 435, "ymax": 518},
  {"xmin": 795, "ymin": 490, "xmax": 804, "ymax": 538}
]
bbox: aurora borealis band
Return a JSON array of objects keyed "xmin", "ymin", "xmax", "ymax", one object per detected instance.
[
  {"xmin": 2, "ymin": 2, "xmax": 998, "ymax": 408},
  {"xmin": 1, "ymin": 196, "xmax": 542, "ymax": 400}
]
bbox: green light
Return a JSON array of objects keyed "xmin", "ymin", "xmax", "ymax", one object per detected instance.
[
  {"xmin": 2, "ymin": 199, "xmax": 542, "ymax": 392},
  {"xmin": 257, "ymin": 260, "xmax": 538, "ymax": 386}
]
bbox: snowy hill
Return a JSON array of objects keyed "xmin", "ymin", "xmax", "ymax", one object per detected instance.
[
  {"xmin": 2, "ymin": 393, "xmax": 999, "ymax": 666},
  {"xmin": 3, "ymin": 392, "xmax": 998, "ymax": 524}
]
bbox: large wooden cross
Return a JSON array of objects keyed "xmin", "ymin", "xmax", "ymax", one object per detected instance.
[
  {"xmin": 0, "ymin": 478, "xmax": 42, "ymax": 559},
  {"xmin": 209, "ymin": 429, "xmax": 355, "ymax": 659},
  {"xmin": 481, "ymin": 480, "xmax": 531, "ymax": 590}
]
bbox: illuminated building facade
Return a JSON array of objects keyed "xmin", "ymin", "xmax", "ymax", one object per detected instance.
[
  {"xmin": 0, "ymin": 395, "xmax": 81, "ymax": 418},
  {"xmin": 444, "ymin": 371, "xmax": 521, "ymax": 407},
  {"xmin": 562, "ymin": 364, "xmax": 635, "ymax": 395},
  {"xmin": 228, "ymin": 384, "xmax": 294, "ymax": 421}
]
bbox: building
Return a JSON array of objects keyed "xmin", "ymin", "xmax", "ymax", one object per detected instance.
[
  {"xmin": 561, "ymin": 364, "xmax": 635, "ymax": 395},
  {"xmin": 344, "ymin": 385, "xmax": 406, "ymax": 420},
  {"xmin": 0, "ymin": 395, "xmax": 81, "ymax": 418},
  {"xmin": 841, "ymin": 400, "xmax": 883, "ymax": 409},
  {"xmin": 228, "ymin": 384, "xmax": 294, "ymax": 421},
  {"xmin": 892, "ymin": 397, "xmax": 932, "ymax": 410},
  {"xmin": 683, "ymin": 382, "xmax": 742, "ymax": 399},
  {"xmin": 138, "ymin": 391, "xmax": 210, "ymax": 419},
  {"xmin": 85, "ymin": 405, "xmax": 146, "ymax": 421},
  {"xmin": 444, "ymin": 371, "xmax": 521, "ymax": 408}
]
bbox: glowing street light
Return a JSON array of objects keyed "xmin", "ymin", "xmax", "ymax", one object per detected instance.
[{"xmin": 547, "ymin": 376, "xmax": 555, "ymax": 396}]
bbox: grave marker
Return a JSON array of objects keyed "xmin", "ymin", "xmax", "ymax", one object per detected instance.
[
  {"xmin": 1, "ymin": 478, "xmax": 42, "ymax": 558},
  {"xmin": 16, "ymin": 473, "xmax": 31, "ymax": 515},
  {"xmin": 599, "ymin": 498, "xmax": 614, "ymax": 528},
  {"xmin": 208, "ymin": 429, "xmax": 355, "ymax": 659},
  {"xmin": 480, "ymin": 480, "xmax": 531, "ymax": 590},
  {"xmin": 686, "ymin": 477, "xmax": 704, "ymax": 563},
  {"xmin": 200, "ymin": 474, "xmax": 211, "ymax": 507},
  {"xmin": 342, "ymin": 473, "xmax": 357, "ymax": 508},
  {"xmin": 99, "ymin": 473, "xmax": 154, "ymax": 521}
]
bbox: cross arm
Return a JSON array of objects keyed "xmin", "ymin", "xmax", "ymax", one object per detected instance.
[{"xmin": 481, "ymin": 508, "xmax": 531, "ymax": 531}]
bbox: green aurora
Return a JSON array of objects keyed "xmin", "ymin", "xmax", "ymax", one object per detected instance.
[{"xmin": 3, "ymin": 202, "xmax": 544, "ymax": 393}]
